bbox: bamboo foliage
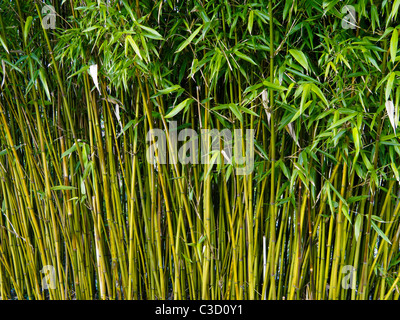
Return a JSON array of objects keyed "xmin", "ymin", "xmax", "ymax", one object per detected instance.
[{"xmin": 0, "ymin": 0, "xmax": 400, "ymax": 300}]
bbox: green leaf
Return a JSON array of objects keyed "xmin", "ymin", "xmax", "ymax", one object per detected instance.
[
  {"xmin": 126, "ymin": 35, "xmax": 142, "ymax": 60},
  {"xmin": 0, "ymin": 35, "xmax": 9, "ymax": 53},
  {"xmin": 165, "ymin": 98, "xmax": 193, "ymax": 119},
  {"xmin": 391, "ymin": 28, "xmax": 398, "ymax": 64},
  {"xmin": 300, "ymin": 84, "xmax": 311, "ymax": 112},
  {"xmin": 327, "ymin": 113, "xmax": 357, "ymax": 131},
  {"xmin": 361, "ymin": 151, "xmax": 373, "ymax": 171},
  {"xmin": 162, "ymin": 86, "xmax": 182, "ymax": 95},
  {"xmin": 389, "ymin": 0, "xmax": 400, "ymax": 24},
  {"xmin": 326, "ymin": 180, "xmax": 351, "ymax": 223},
  {"xmin": 175, "ymin": 25, "xmax": 202, "ymax": 53},
  {"xmin": 248, "ymin": 10, "xmax": 254, "ymax": 34},
  {"xmin": 366, "ymin": 54, "xmax": 381, "ymax": 71},
  {"xmin": 196, "ymin": 243, "xmax": 202, "ymax": 262},
  {"xmin": 83, "ymin": 161, "xmax": 93, "ymax": 180},
  {"xmin": 80, "ymin": 176, "xmax": 86, "ymax": 195},
  {"xmin": 118, "ymin": 118, "xmax": 141, "ymax": 137},
  {"xmin": 24, "ymin": 16, "xmax": 33, "ymax": 44},
  {"xmin": 263, "ymin": 80, "xmax": 287, "ymax": 91},
  {"xmin": 243, "ymin": 83, "xmax": 264, "ymax": 94},
  {"xmin": 67, "ymin": 65, "xmax": 90, "ymax": 79},
  {"xmin": 228, "ymin": 103, "xmax": 243, "ymax": 122},
  {"xmin": 290, "ymin": 101, "xmax": 312, "ymax": 123},
  {"xmin": 371, "ymin": 221, "xmax": 391, "ymax": 244},
  {"xmin": 311, "ymin": 84, "xmax": 329, "ymax": 106},
  {"xmin": 289, "ymin": 49, "xmax": 309, "ymax": 72},
  {"xmin": 204, "ymin": 151, "xmax": 220, "ymax": 180},
  {"xmin": 138, "ymin": 25, "xmax": 164, "ymax": 40},
  {"xmin": 38, "ymin": 68, "xmax": 51, "ymax": 101},
  {"xmin": 386, "ymin": 72, "xmax": 395, "ymax": 101},
  {"xmin": 352, "ymin": 127, "xmax": 360, "ymax": 165},
  {"xmin": 121, "ymin": 0, "xmax": 136, "ymax": 22},
  {"xmin": 51, "ymin": 185, "xmax": 77, "ymax": 191},
  {"xmin": 235, "ymin": 50, "xmax": 257, "ymax": 65},
  {"xmin": 83, "ymin": 26, "xmax": 99, "ymax": 33},
  {"xmin": 355, "ymin": 214, "xmax": 362, "ymax": 242},
  {"xmin": 238, "ymin": 105, "xmax": 259, "ymax": 117},
  {"xmin": 198, "ymin": 235, "xmax": 206, "ymax": 244},
  {"xmin": 371, "ymin": 215, "xmax": 386, "ymax": 223},
  {"xmin": 152, "ymin": 85, "xmax": 181, "ymax": 98},
  {"xmin": 61, "ymin": 144, "xmax": 77, "ymax": 159},
  {"xmin": 290, "ymin": 84, "xmax": 311, "ymax": 123},
  {"xmin": 181, "ymin": 253, "xmax": 193, "ymax": 264}
]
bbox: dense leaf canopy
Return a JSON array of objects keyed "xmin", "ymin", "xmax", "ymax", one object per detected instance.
[{"xmin": 0, "ymin": 0, "xmax": 400, "ymax": 300}]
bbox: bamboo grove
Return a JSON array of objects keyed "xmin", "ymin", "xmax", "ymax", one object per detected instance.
[{"xmin": 1, "ymin": 0, "xmax": 400, "ymax": 300}]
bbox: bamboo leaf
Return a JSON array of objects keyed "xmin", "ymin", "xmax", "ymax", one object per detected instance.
[
  {"xmin": 371, "ymin": 215, "xmax": 386, "ymax": 223},
  {"xmin": 126, "ymin": 35, "xmax": 142, "ymax": 60},
  {"xmin": 248, "ymin": 10, "xmax": 254, "ymax": 34},
  {"xmin": 165, "ymin": 98, "xmax": 193, "ymax": 119},
  {"xmin": 371, "ymin": 221, "xmax": 391, "ymax": 244},
  {"xmin": 204, "ymin": 151, "xmax": 220, "ymax": 180},
  {"xmin": 228, "ymin": 103, "xmax": 243, "ymax": 122},
  {"xmin": 355, "ymin": 214, "xmax": 362, "ymax": 242},
  {"xmin": 235, "ymin": 50, "xmax": 257, "ymax": 65},
  {"xmin": 289, "ymin": 49, "xmax": 309, "ymax": 72},
  {"xmin": 389, "ymin": 0, "xmax": 400, "ymax": 23},
  {"xmin": 121, "ymin": 0, "xmax": 136, "ymax": 22},
  {"xmin": 390, "ymin": 28, "xmax": 398, "ymax": 64},
  {"xmin": 175, "ymin": 25, "xmax": 202, "ymax": 53},
  {"xmin": 311, "ymin": 84, "xmax": 329, "ymax": 106},
  {"xmin": 61, "ymin": 144, "xmax": 77, "ymax": 159},
  {"xmin": 0, "ymin": 35, "xmax": 9, "ymax": 53},
  {"xmin": 67, "ymin": 65, "xmax": 90, "ymax": 79},
  {"xmin": 23, "ymin": 16, "xmax": 33, "ymax": 44},
  {"xmin": 83, "ymin": 161, "xmax": 93, "ymax": 180},
  {"xmin": 352, "ymin": 127, "xmax": 360, "ymax": 165},
  {"xmin": 263, "ymin": 80, "xmax": 287, "ymax": 91},
  {"xmin": 181, "ymin": 253, "xmax": 193, "ymax": 263},
  {"xmin": 138, "ymin": 25, "xmax": 164, "ymax": 40},
  {"xmin": 51, "ymin": 185, "xmax": 77, "ymax": 191},
  {"xmin": 327, "ymin": 113, "xmax": 358, "ymax": 131},
  {"xmin": 118, "ymin": 118, "xmax": 142, "ymax": 137},
  {"xmin": 152, "ymin": 85, "xmax": 181, "ymax": 98},
  {"xmin": 38, "ymin": 68, "xmax": 51, "ymax": 101},
  {"xmin": 238, "ymin": 105, "xmax": 259, "ymax": 117},
  {"xmin": 386, "ymin": 72, "xmax": 395, "ymax": 101}
]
